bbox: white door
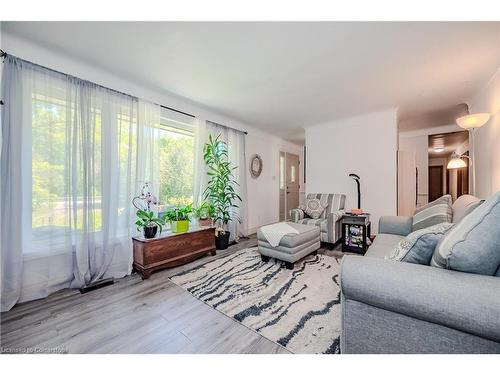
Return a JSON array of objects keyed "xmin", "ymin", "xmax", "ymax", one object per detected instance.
[{"xmin": 279, "ymin": 152, "xmax": 300, "ymax": 221}]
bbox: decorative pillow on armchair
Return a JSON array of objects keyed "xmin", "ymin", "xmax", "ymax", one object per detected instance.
[
  {"xmin": 387, "ymin": 222, "xmax": 454, "ymax": 265},
  {"xmin": 304, "ymin": 198, "xmax": 326, "ymax": 219}
]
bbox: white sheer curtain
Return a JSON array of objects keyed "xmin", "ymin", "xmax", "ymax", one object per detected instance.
[
  {"xmin": 1, "ymin": 56, "xmax": 146, "ymax": 311},
  {"xmin": 194, "ymin": 120, "xmax": 248, "ymax": 242},
  {"xmin": 193, "ymin": 118, "xmax": 208, "ymax": 208},
  {"xmin": 137, "ymin": 100, "xmax": 161, "ymax": 203}
]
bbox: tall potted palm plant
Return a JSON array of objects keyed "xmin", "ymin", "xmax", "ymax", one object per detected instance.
[{"xmin": 203, "ymin": 134, "xmax": 242, "ymax": 250}]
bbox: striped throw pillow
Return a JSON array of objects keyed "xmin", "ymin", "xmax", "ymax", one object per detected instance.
[{"xmin": 412, "ymin": 195, "xmax": 452, "ymax": 231}]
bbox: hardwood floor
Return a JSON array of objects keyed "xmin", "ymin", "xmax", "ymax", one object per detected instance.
[{"xmin": 0, "ymin": 235, "xmax": 347, "ymax": 354}]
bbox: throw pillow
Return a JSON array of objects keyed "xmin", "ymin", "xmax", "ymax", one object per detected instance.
[
  {"xmin": 452, "ymin": 194, "xmax": 484, "ymax": 223},
  {"xmin": 304, "ymin": 198, "xmax": 326, "ymax": 219},
  {"xmin": 412, "ymin": 195, "xmax": 452, "ymax": 231},
  {"xmin": 431, "ymin": 191, "xmax": 500, "ymax": 275},
  {"xmin": 387, "ymin": 222, "xmax": 454, "ymax": 265}
]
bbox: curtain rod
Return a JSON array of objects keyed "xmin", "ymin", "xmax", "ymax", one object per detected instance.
[
  {"xmin": 0, "ymin": 49, "xmax": 195, "ymax": 118},
  {"xmin": 0, "ymin": 48, "xmax": 248, "ymax": 135},
  {"xmin": 0, "ymin": 49, "xmax": 5, "ymax": 105}
]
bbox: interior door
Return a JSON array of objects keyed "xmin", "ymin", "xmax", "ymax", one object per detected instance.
[
  {"xmin": 279, "ymin": 152, "xmax": 286, "ymax": 221},
  {"xmin": 285, "ymin": 153, "xmax": 300, "ymax": 220},
  {"xmin": 429, "ymin": 166, "xmax": 444, "ymax": 201}
]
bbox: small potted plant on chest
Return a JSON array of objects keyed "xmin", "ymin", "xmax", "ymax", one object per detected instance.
[
  {"xmin": 163, "ymin": 204, "xmax": 192, "ymax": 233},
  {"xmin": 203, "ymin": 135, "xmax": 242, "ymax": 250},
  {"xmin": 135, "ymin": 209, "xmax": 163, "ymax": 239},
  {"xmin": 193, "ymin": 201, "xmax": 215, "ymax": 227}
]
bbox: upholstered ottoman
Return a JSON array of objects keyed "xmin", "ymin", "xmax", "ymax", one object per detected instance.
[{"xmin": 257, "ymin": 222, "xmax": 321, "ymax": 269}]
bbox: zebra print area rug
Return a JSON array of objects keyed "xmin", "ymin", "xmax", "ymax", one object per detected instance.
[{"xmin": 169, "ymin": 247, "xmax": 341, "ymax": 354}]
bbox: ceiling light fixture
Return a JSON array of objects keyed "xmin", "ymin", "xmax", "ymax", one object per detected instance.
[{"xmin": 433, "ymin": 147, "xmax": 444, "ymax": 153}]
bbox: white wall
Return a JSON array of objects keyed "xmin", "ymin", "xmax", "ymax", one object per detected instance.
[
  {"xmin": 1, "ymin": 31, "xmax": 303, "ymax": 235},
  {"xmin": 246, "ymin": 134, "xmax": 303, "ymax": 234},
  {"xmin": 468, "ymin": 68, "xmax": 500, "ymax": 199},
  {"xmin": 305, "ymin": 109, "xmax": 398, "ymax": 233}
]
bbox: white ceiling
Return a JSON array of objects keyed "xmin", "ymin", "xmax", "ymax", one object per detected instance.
[
  {"xmin": 398, "ymin": 103, "xmax": 469, "ymax": 131},
  {"xmin": 3, "ymin": 22, "xmax": 499, "ymax": 143}
]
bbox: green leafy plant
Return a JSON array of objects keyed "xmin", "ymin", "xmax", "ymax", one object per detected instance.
[
  {"xmin": 203, "ymin": 134, "xmax": 242, "ymax": 235},
  {"xmin": 193, "ymin": 201, "xmax": 215, "ymax": 220},
  {"xmin": 162, "ymin": 204, "xmax": 192, "ymax": 222},
  {"xmin": 135, "ymin": 209, "xmax": 163, "ymax": 232}
]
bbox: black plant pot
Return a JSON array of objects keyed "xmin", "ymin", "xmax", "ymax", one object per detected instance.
[
  {"xmin": 215, "ymin": 232, "xmax": 230, "ymax": 250},
  {"xmin": 143, "ymin": 225, "xmax": 158, "ymax": 239}
]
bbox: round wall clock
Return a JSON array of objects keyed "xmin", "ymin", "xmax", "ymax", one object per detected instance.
[{"xmin": 250, "ymin": 154, "xmax": 263, "ymax": 178}]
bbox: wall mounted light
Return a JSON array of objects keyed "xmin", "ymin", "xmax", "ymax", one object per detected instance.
[{"xmin": 447, "ymin": 152, "xmax": 468, "ymax": 169}]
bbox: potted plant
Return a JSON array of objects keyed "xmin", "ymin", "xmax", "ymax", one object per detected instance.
[
  {"xmin": 203, "ymin": 134, "xmax": 242, "ymax": 250},
  {"xmin": 135, "ymin": 209, "xmax": 163, "ymax": 239},
  {"xmin": 163, "ymin": 204, "xmax": 192, "ymax": 233},
  {"xmin": 193, "ymin": 201, "xmax": 215, "ymax": 226}
]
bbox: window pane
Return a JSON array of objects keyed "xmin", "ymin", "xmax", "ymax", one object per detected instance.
[
  {"xmin": 280, "ymin": 155, "xmax": 285, "ymax": 190},
  {"xmin": 158, "ymin": 125, "xmax": 194, "ymax": 206},
  {"xmin": 32, "ymin": 94, "xmax": 70, "ymax": 233}
]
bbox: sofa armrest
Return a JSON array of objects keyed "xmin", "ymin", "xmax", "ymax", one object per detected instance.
[
  {"xmin": 289, "ymin": 208, "xmax": 304, "ymax": 222},
  {"xmin": 340, "ymin": 256, "xmax": 500, "ymax": 342},
  {"xmin": 378, "ymin": 216, "xmax": 412, "ymax": 236}
]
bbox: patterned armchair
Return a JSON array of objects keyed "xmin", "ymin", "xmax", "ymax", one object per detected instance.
[{"xmin": 289, "ymin": 193, "xmax": 346, "ymax": 245}]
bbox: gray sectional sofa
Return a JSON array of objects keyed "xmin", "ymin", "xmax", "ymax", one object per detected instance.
[{"xmin": 340, "ymin": 194, "xmax": 500, "ymax": 354}]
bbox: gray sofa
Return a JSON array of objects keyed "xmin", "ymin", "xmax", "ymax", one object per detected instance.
[{"xmin": 340, "ymin": 195, "xmax": 500, "ymax": 354}]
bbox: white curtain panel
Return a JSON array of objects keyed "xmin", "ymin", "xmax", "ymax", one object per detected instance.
[
  {"xmin": 0, "ymin": 56, "xmax": 150, "ymax": 310},
  {"xmin": 137, "ymin": 100, "xmax": 161, "ymax": 204},
  {"xmin": 202, "ymin": 121, "xmax": 248, "ymax": 242},
  {"xmin": 193, "ymin": 117, "xmax": 208, "ymax": 208}
]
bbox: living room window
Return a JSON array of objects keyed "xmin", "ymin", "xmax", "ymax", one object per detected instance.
[
  {"xmin": 30, "ymin": 89, "xmax": 138, "ymax": 252},
  {"xmin": 158, "ymin": 110, "xmax": 195, "ymax": 207},
  {"xmin": 30, "ymin": 95, "xmax": 196, "ymax": 249},
  {"xmin": 32, "ymin": 93, "xmax": 72, "ymax": 235}
]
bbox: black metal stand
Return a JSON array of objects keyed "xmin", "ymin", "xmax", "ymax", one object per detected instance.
[{"xmin": 79, "ymin": 278, "xmax": 114, "ymax": 294}]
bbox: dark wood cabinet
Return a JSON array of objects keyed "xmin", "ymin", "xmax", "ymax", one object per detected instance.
[
  {"xmin": 132, "ymin": 226, "xmax": 216, "ymax": 279},
  {"xmin": 341, "ymin": 213, "xmax": 371, "ymax": 254}
]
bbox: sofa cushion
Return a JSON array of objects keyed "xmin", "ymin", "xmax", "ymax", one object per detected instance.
[
  {"xmin": 431, "ymin": 191, "xmax": 500, "ymax": 275},
  {"xmin": 452, "ymin": 194, "xmax": 484, "ymax": 223},
  {"xmin": 387, "ymin": 222, "xmax": 454, "ymax": 265},
  {"xmin": 365, "ymin": 233, "xmax": 403, "ymax": 259},
  {"xmin": 304, "ymin": 198, "xmax": 326, "ymax": 219},
  {"xmin": 412, "ymin": 195, "xmax": 452, "ymax": 231}
]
